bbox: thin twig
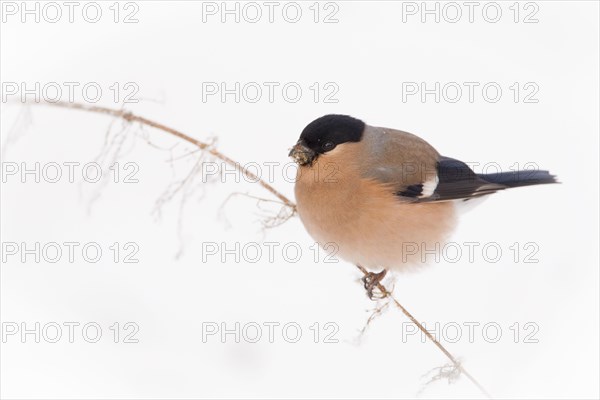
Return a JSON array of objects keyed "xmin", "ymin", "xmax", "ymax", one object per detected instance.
[
  {"xmin": 25, "ymin": 101, "xmax": 296, "ymax": 211},
  {"xmin": 359, "ymin": 301, "xmax": 390, "ymax": 337},
  {"xmin": 356, "ymin": 265, "xmax": 492, "ymax": 399},
  {"xmin": 417, "ymin": 362, "xmax": 463, "ymax": 397}
]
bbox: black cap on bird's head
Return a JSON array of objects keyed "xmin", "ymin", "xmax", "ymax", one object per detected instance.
[{"xmin": 289, "ymin": 114, "xmax": 365, "ymax": 166}]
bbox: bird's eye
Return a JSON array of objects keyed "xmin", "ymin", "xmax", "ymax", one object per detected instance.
[{"xmin": 322, "ymin": 141, "xmax": 336, "ymax": 152}]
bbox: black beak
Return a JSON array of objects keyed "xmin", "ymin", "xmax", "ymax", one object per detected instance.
[{"xmin": 289, "ymin": 140, "xmax": 317, "ymax": 166}]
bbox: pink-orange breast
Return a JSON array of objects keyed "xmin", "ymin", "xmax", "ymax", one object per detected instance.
[{"xmin": 294, "ymin": 145, "xmax": 457, "ymax": 271}]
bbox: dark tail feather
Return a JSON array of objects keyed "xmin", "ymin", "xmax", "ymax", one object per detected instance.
[{"xmin": 479, "ymin": 170, "xmax": 558, "ymax": 188}]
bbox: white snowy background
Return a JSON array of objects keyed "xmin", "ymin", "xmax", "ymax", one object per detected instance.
[{"xmin": 1, "ymin": 1, "xmax": 599, "ymax": 399}]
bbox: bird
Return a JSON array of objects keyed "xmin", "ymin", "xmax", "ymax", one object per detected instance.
[{"xmin": 288, "ymin": 114, "xmax": 557, "ymax": 298}]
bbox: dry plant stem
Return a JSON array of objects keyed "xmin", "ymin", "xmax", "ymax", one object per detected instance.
[
  {"xmin": 24, "ymin": 101, "xmax": 490, "ymax": 399},
  {"xmin": 30, "ymin": 101, "xmax": 296, "ymax": 211},
  {"xmin": 356, "ymin": 265, "xmax": 492, "ymax": 399}
]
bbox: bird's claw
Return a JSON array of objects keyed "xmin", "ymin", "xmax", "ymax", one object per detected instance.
[{"xmin": 361, "ymin": 269, "xmax": 388, "ymax": 300}]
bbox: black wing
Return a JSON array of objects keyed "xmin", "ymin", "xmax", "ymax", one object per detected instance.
[{"xmin": 396, "ymin": 156, "xmax": 506, "ymax": 202}]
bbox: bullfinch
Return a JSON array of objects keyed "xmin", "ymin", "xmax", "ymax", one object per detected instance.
[{"xmin": 289, "ymin": 115, "xmax": 557, "ymax": 297}]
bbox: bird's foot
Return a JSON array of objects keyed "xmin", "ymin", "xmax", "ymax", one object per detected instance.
[{"xmin": 361, "ymin": 269, "xmax": 388, "ymax": 300}]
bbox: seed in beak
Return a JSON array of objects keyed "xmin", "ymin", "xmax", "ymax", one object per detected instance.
[{"xmin": 289, "ymin": 142, "xmax": 316, "ymax": 166}]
